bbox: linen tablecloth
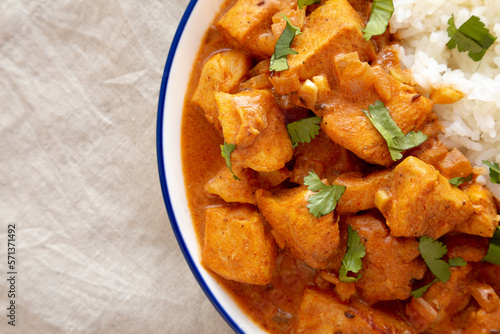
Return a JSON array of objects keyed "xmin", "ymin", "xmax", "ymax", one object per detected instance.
[{"xmin": 0, "ymin": 1, "xmax": 232, "ymax": 332}]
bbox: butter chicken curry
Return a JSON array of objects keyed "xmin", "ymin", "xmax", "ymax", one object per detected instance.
[{"xmin": 180, "ymin": 0, "xmax": 500, "ymax": 332}]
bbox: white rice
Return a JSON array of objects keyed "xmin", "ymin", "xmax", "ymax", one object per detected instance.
[{"xmin": 390, "ymin": 0, "xmax": 500, "ymax": 197}]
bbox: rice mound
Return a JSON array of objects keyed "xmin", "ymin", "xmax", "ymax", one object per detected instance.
[{"xmin": 390, "ymin": 0, "xmax": 500, "ymax": 197}]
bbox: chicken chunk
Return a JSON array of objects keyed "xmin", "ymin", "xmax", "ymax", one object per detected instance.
[
  {"xmin": 216, "ymin": 89, "xmax": 293, "ymax": 172},
  {"xmin": 454, "ymin": 183, "xmax": 499, "ymax": 238},
  {"xmin": 290, "ymin": 130, "xmax": 363, "ymax": 184},
  {"xmin": 333, "ymin": 170, "xmax": 392, "ymax": 214},
  {"xmin": 216, "ymin": 0, "xmax": 297, "ymax": 58},
  {"xmin": 296, "ymin": 288, "xmax": 415, "ymax": 333},
  {"xmin": 192, "ymin": 51, "xmax": 252, "ymax": 131},
  {"xmin": 347, "ymin": 213, "xmax": 426, "ymax": 304},
  {"xmin": 442, "ymin": 233, "xmax": 489, "ymax": 262},
  {"xmin": 376, "ymin": 156, "xmax": 474, "ymax": 239},
  {"xmin": 204, "ymin": 166, "xmax": 258, "ymax": 204},
  {"xmin": 202, "ymin": 205, "xmax": 277, "ymax": 285},
  {"xmin": 406, "ymin": 265, "xmax": 473, "ymax": 333},
  {"xmin": 320, "ymin": 75, "xmax": 437, "ymax": 166},
  {"xmin": 270, "ymin": 0, "xmax": 376, "ymax": 94},
  {"xmin": 255, "ymin": 186, "xmax": 339, "ymax": 269}
]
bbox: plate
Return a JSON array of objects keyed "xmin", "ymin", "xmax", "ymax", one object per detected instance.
[{"xmin": 156, "ymin": 0, "xmax": 266, "ymax": 332}]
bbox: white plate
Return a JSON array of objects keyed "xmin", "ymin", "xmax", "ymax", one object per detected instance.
[{"xmin": 157, "ymin": 0, "xmax": 267, "ymax": 333}]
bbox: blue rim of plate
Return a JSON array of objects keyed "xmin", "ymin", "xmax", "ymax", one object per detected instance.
[{"xmin": 156, "ymin": 1, "xmax": 244, "ymax": 333}]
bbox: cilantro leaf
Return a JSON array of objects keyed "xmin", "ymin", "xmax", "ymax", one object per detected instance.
[
  {"xmin": 449, "ymin": 257, "xmax": 467, "ymax": 267},
  {"xmin": 298, "ymin": 0, "xmax": 320, "ymax": 10},
  {"xmin": 362, "ymin": 0, "xmax": 394, "ymax": 41},
  {"xmin": 410, "ymin": 278, "xmax": 438, "ymax": 299},
  {"xmin": 482, "ymin": 160, "xmax": 500, "ymax": 184},
  {"xmin": 411, "ymin": 242, "xmax": 467, "ymax": 298},
  {"xmin": 303, "ymin": 171, "xmax": 346, "ymax": 218},
  {"xmin": 220, "ymin": 142, "xmax": 240, "ymax": 181},
  {"xmin": 339, "ymin": 226, "xmax": 366, "ymax": 283},
  {"xmin": 287, "ymin": 116, "xmax": 321, "ymax": 148},
  {"xmin": 419, "ymin": 236, "xmax": 451, "ymax": 283},
  {"xmin": 447, "ymin": 15, "xmax": 497, "ymax": 62},
  {"xmin": 449, "ymin": 174, "xmax": 472, "ymax": 187},
  {"xmin": 270, "ymin": 15, "xmax": 302, "ymax": 72},
  {"xmin": 483, "ymin": 226, "xmax": 500, "ymax": 265},
  {"xmin": 363, "ymin": 101, "xmax": 428, "ymax": 161}
]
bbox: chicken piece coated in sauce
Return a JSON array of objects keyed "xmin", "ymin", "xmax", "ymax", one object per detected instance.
[
  {"xmin": 376, "ymin": 156, "xmax": 474, "ymax": 239},
  {"xmin": 255, "ymin": 186, "xmax": 339, "ymax": 269},
  {"xmin": 204, "ymin": 166, "xmax": 258, "ymax": 204},
  {"xmin": 406, "ymin": 265, "xmax": 473, "ymax": 333},
  {"xmin": 270, "ymin": 0, "xmax": 376, "ymax": 94},
  {"xmin": 290, "ymin": 129, "xmax": 363, "ymax": 185},
  {"xmin": 216, "ymin": 89, "xmax": 293, "ymax": 172},
  {"xmin": 202, "ymin": 204, "xmax": 277, "ymax": 285},
  {"xmin": 296, "ymin": 288, "xmax": 415, "ymax": 333},
  {"xmin": 333, "ymin": 169, "xmax": 392, "ymax": 214},
  {"xmin": 347, "ymin": 213, "xmax": 426, "ymax": 304},
  {"xmin": 320, "ymin": 64, "xmax": 437, "ymax": 167},
  {"xmin": 217, "ymin": 0, "xmax": 297, "ymax": 58},
  {"xmin": 192, "ymin": 50, "xmax": 252, "ymax": 132},
  {"xmin": 454, "ymin": 183, "xmax": 499, "ymax": 238}
]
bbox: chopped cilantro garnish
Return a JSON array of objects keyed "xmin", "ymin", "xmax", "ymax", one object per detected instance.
[
  {"xmin": 410, "ymin": 278, "xmax": 438, "ymax": 299},
  {"xmin": 339, "ymin": 226, "xmax": 366, "ymax": 283},
  {"xmin": 411, "ymin": 236, "xmax": 467, "ymax": 298},
  {"xmin": 447, "ymin": 15, "xmax": 497, "ymax": 62},
  {"xmin": 303, "ymin": 171, "xmax": 346, "ymax": 218},
  {"xmin": 448, "ymin": 257, "xmax": 467, "ymax": 267},
  {"xmin": 483, "ymin": 226, "xmax": 500, "ymax": 265},
  {"xmin": 269, "ymin": 15, "xmax": 302, "ymax": 72},
  {"xmin": 482, "ymin": 160, "xmax": 500, "ymax": 184},
  {"xmin": 449, "ymin": 174, "xmax": 472, "ymax": 187},
  {"xmin": 419, "ymin": 236, "xmax": 451, "ymax": 283},
  {"xmin": 286, "ymin": 116, "xmax": 321, "ymax": 148},
  {"xmin": 362, "ymin": 0, "xmax": 394, "ymax": 41},
  {"xmin": 298, "ymin": 0, "xmax": 320, "ymax": 10},
  {"xmin": 362, "ymin": 101, "xmax": 428, "ymax": 161},
  {"xmin": 220, "ymin": 142, "xmax": 240, "ymax": 181}
]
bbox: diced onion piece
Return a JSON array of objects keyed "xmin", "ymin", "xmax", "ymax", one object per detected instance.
[
  {"xmin": 334, "ymin": 52, "xmax": 375, "ymax": 95},
  {"xmin": 297, "ymin": 79, "xmax": 318, "ymax": 110},
  {"xmin": 390, "ymin": 67, "xmax": 413, "ymax": 85},
  {"xmin": 406, "ymin": 297, "xmax": 438, "ymax": 333},
  {"xmin": 374, "ymin": 189, "xmax": 391, "ymax": 211},
  {"xmin": 469, "ymin": 282, "xmax": 499, "ymax": 313},
  {"xmin": 269, "ymin": 71, "xmax": 301, "ymax": 94},
  {"xmin": 312, "ymin": 75, "xmax": 332, "ymax": 100},
  {"xmin": 430, "ymin": 86, "xmax": 465, "ymax": 104}
]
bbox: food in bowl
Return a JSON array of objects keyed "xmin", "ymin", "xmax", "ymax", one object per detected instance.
[{"xmin": 179, "ymin": 0, "xmax": 500, "ymax": 332}]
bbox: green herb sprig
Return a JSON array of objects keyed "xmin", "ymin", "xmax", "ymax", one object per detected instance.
[
  {"xmin": 298, "ymin": 0, "xmax": 320, "ymax": 10},
  {"xmin": 270, "ymin": 15, "xmax": 302, "ymax": 72},
  {"xmin": 303, "ymin": 171, "xmax": 345, "ymax": 218},
  {"xmin": 483, "ymin": 160, "xmax": 500, "ymax": 184},
  {"xmin": 286, "ymin": 116, "xmax": 321, "ymax": 148},
  {"xmin": 410, "ymin": 236, "xmax": 466, "ymax": 298},
  {"xmin": 483, "ymin": 226, "xmax": 500, "ymax": 265},
  {"xmin": 447, "ymin": 14, "xmax": 497, "ymax": 62},
  {"xmin": 363, "ymin": 101, "xmax": 428, "ymax": 161},
  {"xmin": 362, "ymin": 0, "xmax": 394, "ymax": 40},
  {"xmin": 221, "ymin": 142, "xmax": 240, "ymax": 181},
  {"xmin": 339, "ymin": 226, "xmax": 366, "ymax": 283}
]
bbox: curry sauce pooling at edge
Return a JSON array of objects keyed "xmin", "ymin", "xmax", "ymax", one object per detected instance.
[{"xmin": 180, "ymin": 0, "xmax": 500, "ymax": 332}]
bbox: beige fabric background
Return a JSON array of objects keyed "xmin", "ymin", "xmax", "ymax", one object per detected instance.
[{"xmin": 0, "ymin": 0, "xmax": 233, "ymax": 333}]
